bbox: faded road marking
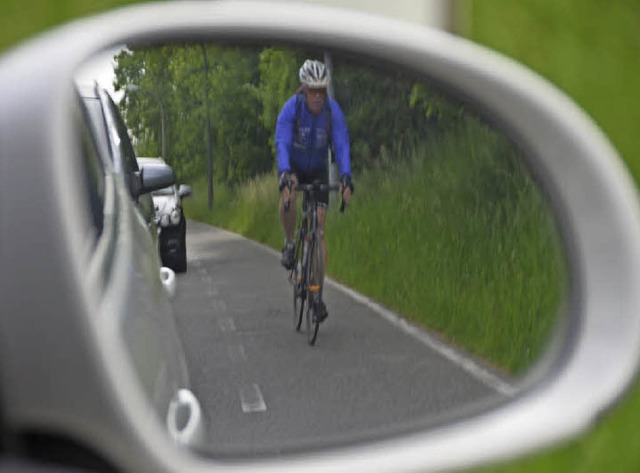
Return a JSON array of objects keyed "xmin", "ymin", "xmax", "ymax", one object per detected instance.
[{"xmin": 240, "ymin": 384, "xmax": 267, "ymax": 413}]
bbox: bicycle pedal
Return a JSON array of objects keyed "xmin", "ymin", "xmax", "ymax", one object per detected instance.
[{"xmin": 308, "ymin": 284, "xmax": 321, "ymax": 293}]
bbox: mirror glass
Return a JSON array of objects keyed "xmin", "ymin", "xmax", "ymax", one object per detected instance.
[{"xmin": 75, "ymin": 42, "xmax": 568, "ymax": 457}]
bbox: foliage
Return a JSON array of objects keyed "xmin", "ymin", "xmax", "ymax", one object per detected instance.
[
  {"xmin": 113, "ymin": 44, "xmax": 460, "ymax": 185},
  {"xmin": 331, "ymin": 55, "xmax": 434, "ymax": 170},
  {"xmin": 115, "ymin": 43, "xmax": 272, "ymax": 184},
  {"xmin": 257, "ymin": 47, "xmax": 302, "ymax": 153}
]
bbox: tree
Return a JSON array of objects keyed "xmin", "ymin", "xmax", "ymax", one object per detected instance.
[{"xmin": 114, "ymin": 43, "xmax": 460, "ymax": 184}]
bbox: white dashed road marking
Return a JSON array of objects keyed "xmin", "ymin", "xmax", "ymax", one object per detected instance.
[
  {"xmin": 240, "ymin": 384, "xmax": 267, "ymax": 413},
  {"xmin": 218, "ymin": 317, "xmax": 236, "ymax": 332},
  {"xmin": 326, "ymin": 280, "xmax": 517, "ymax": 397},
  {"xmin": 211, "ymin": 299, "xmax": 227, "ymax": 312}
]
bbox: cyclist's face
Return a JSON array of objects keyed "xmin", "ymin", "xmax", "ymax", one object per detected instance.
[{"xmin": 304, "ymin": 86, "xmax": 327, "ymax": 115}]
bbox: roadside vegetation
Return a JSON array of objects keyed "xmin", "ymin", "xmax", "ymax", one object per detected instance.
[
  {"xmin": 460, "ymin": 1, "xmax": 640, "ymax": 472},
  {"xmin": 184, "ymin": 112, "xmax": 566, "ymax": 375}
]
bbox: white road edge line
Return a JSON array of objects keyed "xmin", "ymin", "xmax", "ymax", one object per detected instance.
[
  {"xmin": 324, "ymin": 279, "xmax": 517, "ymax": 397},
  {"xmin": 240, "ymin": 384, "xmax": 267, "ymax": 413},
  {"xmin": 192, "ymin": 223, "xmax": 517, "ymax": 397}
]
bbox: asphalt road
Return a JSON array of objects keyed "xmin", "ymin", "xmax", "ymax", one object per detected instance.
[{"xmin": 171, "ymin": 220, "xmax": 513, "ymax": 457}]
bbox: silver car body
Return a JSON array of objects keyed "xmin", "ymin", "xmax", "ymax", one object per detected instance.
[{"xmin": 77, "ymin": 84, "xmax": 203, "ymax": 446}]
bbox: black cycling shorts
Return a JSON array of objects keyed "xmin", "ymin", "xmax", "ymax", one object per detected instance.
[{"xmin": 293, "ymin": 165, "xmax": 329, "ymax": 206}]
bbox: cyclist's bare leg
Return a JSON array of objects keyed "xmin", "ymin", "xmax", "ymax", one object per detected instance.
[
  {"xmin": 317, "ymin": 206, "xmax": 327, "ymax": 282},
  {"xmin": 310, "ymin": 205, "xmax": 328, "ymax": 321},
  {"xmin": 279, "ymin": 175, "xmax": 298, "ymax": 242}
]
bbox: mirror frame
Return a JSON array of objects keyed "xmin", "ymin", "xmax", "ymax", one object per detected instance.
[{"xmin": 2, "ymin": 2, "xmax": 640, "ymax": 472}]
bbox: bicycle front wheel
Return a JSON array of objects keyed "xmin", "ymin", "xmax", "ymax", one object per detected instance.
[
  {"xmin": 293, "ymin": 260, "xmax": 304, "ymax": 331},
  {"xmin": 305, "ymin": 235, "xmax": 323, "ymax": 346},
  {"xmin": 292, "ymin": 233, "xmax": 306, "ymax": 332}
]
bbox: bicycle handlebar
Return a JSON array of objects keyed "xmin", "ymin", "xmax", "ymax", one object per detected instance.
[
  {"xmin": 283, "ymin": 182, "xmax": 347, "ymax": 213},
  {"xmin": 296, "ymin": 183, "xmax": 340, "ymax": 193}
]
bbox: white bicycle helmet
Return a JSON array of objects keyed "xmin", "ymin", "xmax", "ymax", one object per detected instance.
[{"xmin": 299, "ymin": 59, "xmax": 330, "ymax": 88}]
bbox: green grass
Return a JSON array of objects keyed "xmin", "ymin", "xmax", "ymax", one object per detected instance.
[
  {"xmin": 186, "ymin": 115, "xmax": 566, "ymax": 375},
  {"xmin": 185, "ymin": 172, "xmax": 282, "ymax": 250},
  {"xmin": 460, "ymin": 1, "xmax": 640, "ymax": 472}
]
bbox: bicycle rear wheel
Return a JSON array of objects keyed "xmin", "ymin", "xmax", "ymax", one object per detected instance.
[{"xmin": 305, "ymin": 234, "xmax": 323, "ymax": 345}]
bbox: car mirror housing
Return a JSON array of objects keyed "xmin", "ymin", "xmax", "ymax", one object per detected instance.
[
  {"xmin": 139, "ymin": 163, "xmax": 176, "ymax": 195},
  {"xmin": 178, "ymin": 184, "xmax": 193, "ymax": 199},
  {"xmin": 1, "ymin": 2, "xmax": 640, "ymax": 473}
]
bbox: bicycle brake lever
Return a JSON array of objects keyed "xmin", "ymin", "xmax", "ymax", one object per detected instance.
[{"xmin": 284, "ymin": 182, "xmax": 293, "ymax": 212}]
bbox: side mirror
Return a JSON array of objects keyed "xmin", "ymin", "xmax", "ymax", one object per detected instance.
[
  {"xmin": 1, "ymin": 2, "xmax": 639, "ymax": 473},
  {"xmin": 178, "ymin": 184, "xmax": 192, "ymax": 199},
  {"xmin": 139, "ymin": 163, "xmax": 176, "ymax": 195}
]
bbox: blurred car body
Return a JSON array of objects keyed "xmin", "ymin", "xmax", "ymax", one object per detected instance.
[
  {"xmin": 137, "ymin": 157, "xmax": 192, "ymax": 272},
  {"xmin": 78, "ymin": 83, "xmax": 165, "ymax": 247},
  {"xmin": 74, "ymin": 83, "xmax": 203, "ymax": 444}
]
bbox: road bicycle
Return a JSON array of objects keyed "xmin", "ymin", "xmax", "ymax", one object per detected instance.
[{"xmin": 287, "ymin": 181, "xmax": 342, "ymax": 345}]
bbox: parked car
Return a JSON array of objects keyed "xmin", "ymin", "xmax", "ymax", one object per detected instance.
[
  {"xmin": 137, "ymin": 157, "xmax": 192, "ymax": 272},
  {"xmin": 74, "ymin": 82, "xmax": 204, "ymax": 445}
]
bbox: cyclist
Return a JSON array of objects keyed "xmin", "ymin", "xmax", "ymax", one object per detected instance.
[{"xmin": 276, "ymin": 59, "xmax": 354, "ymax": 321}]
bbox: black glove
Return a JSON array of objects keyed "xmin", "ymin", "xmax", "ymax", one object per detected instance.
[
  {"xmin": 279, "ymin": 172, "xmax": 292, "ymax": 192},
  {"xmin": 340, "ymin": 174, "xmax": 354, "ymax": 194}
]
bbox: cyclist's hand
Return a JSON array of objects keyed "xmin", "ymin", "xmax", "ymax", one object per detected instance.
[
  {"xmin": 340, "ymin": 184, "xmax": 352, "ymax": 206},
  {"xmin": 282, "ymin": 186, "xmax": 291, "ymax": 205},
  {"xmin": 339, "ymin": 174, "xmax": 354, "ymax": 207},
  {"xmin": 279, "ymin": 172, "xmax": 293, "ymax": 205}
]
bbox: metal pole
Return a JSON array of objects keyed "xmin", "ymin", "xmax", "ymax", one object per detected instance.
[
  {"xmin": 323, "ymin": 51, "xmax": 338, "ymax": 205},
  {"xmin": 143, "ymin": 87, "xmax": 166, "ymax": 160},
  {"xmin": 159, "ymin": 99, "xmax": 166, "ymax": 160},
  {"xmin": 201, "ymin": 44, "xmax": 214, "ymax": 210}
]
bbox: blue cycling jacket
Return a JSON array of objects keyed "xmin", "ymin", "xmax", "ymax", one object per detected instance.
[{"xmin": 276, "ymin": 94, "xmax": 351, "ymax": 178}]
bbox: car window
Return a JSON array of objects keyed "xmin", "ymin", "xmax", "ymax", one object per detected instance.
[
  {"xmin": 106, "ymin": 94, "xmax": 139, "ymax": 176},
  {"xmin": 78, "ymin": 98, "xmax": 106, "ymax": 240},
  {"xmin": 83, "ymin": 96, "xmax": 112, "ymax": 167}
]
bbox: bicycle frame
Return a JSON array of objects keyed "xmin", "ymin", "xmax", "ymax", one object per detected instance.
[{"xmin": 289, "ymin": 181, "xmax": 339, "ymax": 344}]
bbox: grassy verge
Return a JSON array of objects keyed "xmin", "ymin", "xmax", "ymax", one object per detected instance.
[
  {"xmin": 185, "ymin": 114, "xmax": 565, "ymax": 375},
  {"xmin": 460, "ymin": 1, "xmax": 640, "ymax": 472}
]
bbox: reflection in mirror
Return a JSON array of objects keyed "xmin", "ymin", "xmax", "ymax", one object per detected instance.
[{"xmin": 76, "ymin": 42, "xmax": 567, "ymax": 457}]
